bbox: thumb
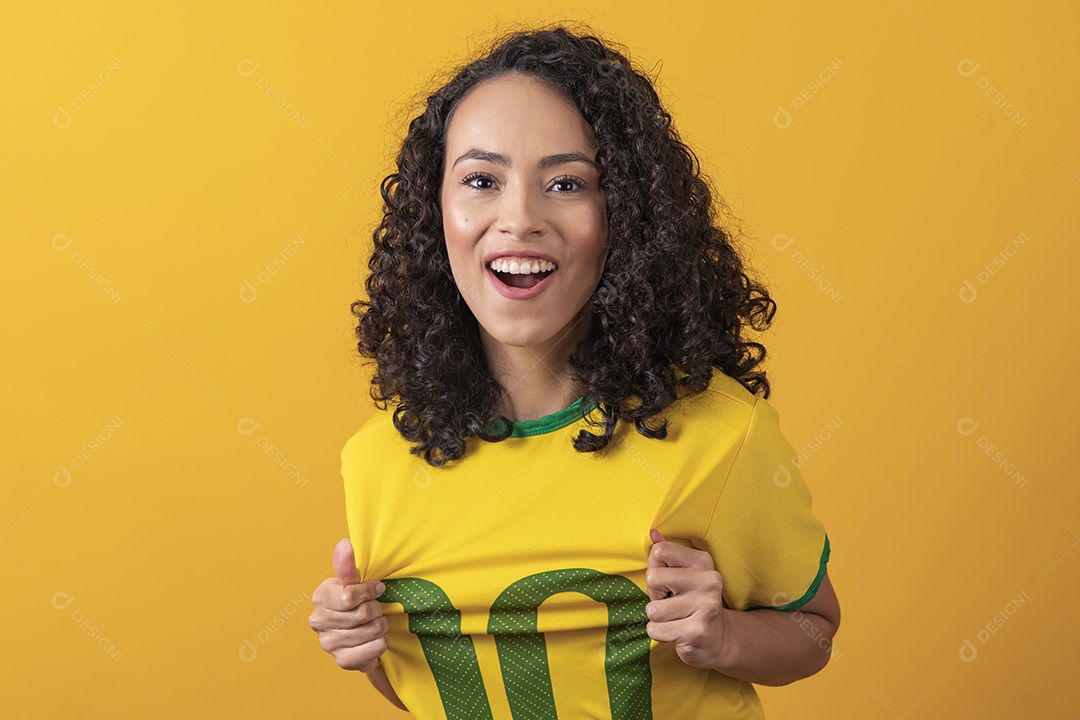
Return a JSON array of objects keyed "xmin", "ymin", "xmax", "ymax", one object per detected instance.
[{"xmin": 332, "ymin": 537, "xmax": 361, "ymax": 586}]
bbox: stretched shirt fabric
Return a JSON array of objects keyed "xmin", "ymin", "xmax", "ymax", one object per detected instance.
[{"xmin": 340, "ymin": 368, "xmax": 831, "ymax": 719}]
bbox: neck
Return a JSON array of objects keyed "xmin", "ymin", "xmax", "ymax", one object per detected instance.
[{"xmin": 481, "ymin": 309, "xmax": 592, "ymax": 422}]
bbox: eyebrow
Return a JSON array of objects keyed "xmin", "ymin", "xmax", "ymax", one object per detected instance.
[{"xmin": 451, "ymin": 148, "xmax": 599, "ymax": 171}]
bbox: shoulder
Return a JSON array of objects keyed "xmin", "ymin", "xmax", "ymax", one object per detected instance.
[
  {"xmin": 698, "ymin": 367, "xmax": 759, "ymax": 407},
  {"xmin": 341, "ymin": 404, "xmax": 401, "ymax": 458},
  {"xmin": 649, "ymin": 368, "xmax": 765, "ymax": 451},
  {"xmin": 670, "ymin": 367, "xmax": 760, "ymax": 425}
]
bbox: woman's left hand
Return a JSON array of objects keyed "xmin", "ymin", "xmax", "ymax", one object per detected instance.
[{"xmin": 644, "ymin": 528, "xmax": 732, "ymax": 670}]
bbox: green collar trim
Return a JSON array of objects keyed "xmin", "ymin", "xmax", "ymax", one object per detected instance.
[{"xmin": 489, "ymin": 397, "xmax": 600, "ymax": 438}]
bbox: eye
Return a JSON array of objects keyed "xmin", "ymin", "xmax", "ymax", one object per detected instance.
[
  {"xmin": 461, "ymin": 172, "xmax": 495, "ymax": 190},
  {"xmin": 551, "ymin": 175, "xmax": 586, "ymax": 192}
]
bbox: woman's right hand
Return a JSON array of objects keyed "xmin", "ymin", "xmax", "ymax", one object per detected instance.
[{"xmin": 308, "ymin": 538, "xmax": 389, "ymax": 672}]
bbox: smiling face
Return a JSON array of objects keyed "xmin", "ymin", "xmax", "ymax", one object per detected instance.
[{"xmin": 439, "ymin": 73, "xmax": 610, "ymax": 361}]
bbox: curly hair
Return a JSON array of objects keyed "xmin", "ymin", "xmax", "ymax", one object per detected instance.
[{"xmin": 352, "ymin": 21, "xmax": 777, "ymax": 467}]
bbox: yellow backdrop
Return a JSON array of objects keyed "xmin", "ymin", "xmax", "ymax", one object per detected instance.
[{"xmin": 4, "ymin": 1, "xmax": 1077, "ymax": 718}]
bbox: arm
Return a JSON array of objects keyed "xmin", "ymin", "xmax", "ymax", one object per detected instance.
[
  {"xmin": 366, "ymin": 661, "xmax": 408, "ymax": 711},
  {"xmin": 709, "ymin": 572, "xmax": 841, "ymax": 686},
  {"xmin": 646, "ymin": 531, "xmax": 840, "ymax": 686}
]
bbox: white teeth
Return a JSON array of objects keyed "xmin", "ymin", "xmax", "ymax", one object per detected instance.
[{"xmin": 488, "ymin": 257, "xmax": 557, "ymax": 274}]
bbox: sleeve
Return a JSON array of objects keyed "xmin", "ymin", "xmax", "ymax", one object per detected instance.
[
  {"xmin": 340, "ymin": 428, "xmax": 375, "ymax": 583},
  {"xmin": 705, "ymin": 396, "xmax": 830, "ymax": 613}
]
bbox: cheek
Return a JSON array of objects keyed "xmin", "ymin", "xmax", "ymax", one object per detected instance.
[
  {"xmin": 585, "ymin": 207, "xmax": 610, "ymax": 269},
  {"xmin": 442, "ymin": 202, "xmax": 477, "ymax": 242},
  {"xmin": 440, "ymin": 213, "xmax": 479, "ymax": 296},
  {"xmin": 441, "ymin": 212, "xmax": 466, "ymax": 252}
]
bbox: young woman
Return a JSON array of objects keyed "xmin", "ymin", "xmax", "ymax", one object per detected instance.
[{"xmin": 308, "ymin": 23, "xmax": 840, "ymax": 719}]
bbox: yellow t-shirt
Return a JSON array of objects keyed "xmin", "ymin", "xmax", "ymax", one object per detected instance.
[{"xmin": 340, "ymin": 367, "xmax": 830, "ymax": 719}]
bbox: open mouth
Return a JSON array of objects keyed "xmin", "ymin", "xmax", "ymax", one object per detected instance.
[
  {"xmin": 492, "ymin": 268, "xmax": 556, "ymax": 290},
  {"xmin": 486, "ymin": 256, "xmax": 559, "ymax": 294}
]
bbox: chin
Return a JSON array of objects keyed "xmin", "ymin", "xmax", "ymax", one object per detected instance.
[
  {"xmin": 481, "ymin": 321, "xmax": 561, "ymax": 349},
  {"xmin": 489, "ymin": 330, "xmax": 553, "ymax": 348}
]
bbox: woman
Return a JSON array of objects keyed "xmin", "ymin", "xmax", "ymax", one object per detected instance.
[{"xmin": 308, "ymin": 23, "xmax": 840, "ymax": 719}]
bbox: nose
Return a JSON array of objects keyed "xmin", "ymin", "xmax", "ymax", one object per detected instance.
[{"xmin": 496, "ymin": 179, "xmax": 546, "ymax": 239}]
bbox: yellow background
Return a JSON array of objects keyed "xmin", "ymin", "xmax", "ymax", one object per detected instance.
[{"xmin": 3, "ymin": 1, "xmax": 1077, "ymax": 718}]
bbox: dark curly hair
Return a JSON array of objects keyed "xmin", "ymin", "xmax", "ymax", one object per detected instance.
[{"xmin": 351, "ymin": 20, "xmax": 777, "ymax": 467}]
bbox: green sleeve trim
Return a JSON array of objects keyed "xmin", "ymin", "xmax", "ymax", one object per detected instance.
[{"xmin": 744, "ymin": 533, "xmax": 830, "ymax": 612}]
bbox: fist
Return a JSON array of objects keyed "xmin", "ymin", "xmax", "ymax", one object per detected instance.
[
  {"xmin": 644, "ymin": 528, "xmax": 731, "ymax": 670},
  {"xmin": 308, "ymin": 538, "xmax": 389, "ymax": 672}
]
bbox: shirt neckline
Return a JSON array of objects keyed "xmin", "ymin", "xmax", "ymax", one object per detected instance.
[{"xmin": 489, "ymin": 397, "xmax": 600, "ymax": 438}]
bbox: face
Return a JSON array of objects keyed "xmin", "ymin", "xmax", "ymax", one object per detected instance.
[{"xmin": 439, "ymin": 73, "xmax": 610, "ymax": 360}]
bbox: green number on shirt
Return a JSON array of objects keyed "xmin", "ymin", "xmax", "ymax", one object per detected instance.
[{"xmin": 380, "ymin": 569, "xmax": 653, "ymax": 719}]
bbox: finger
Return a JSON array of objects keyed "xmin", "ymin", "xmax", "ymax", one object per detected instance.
[
  {"xmin": 315, "ymin": 577, "xmax": 386, "ymax": 612},
  {"xmin": 316, "ymin": 613, "xmax": 390, "ymax": 648},
  {"xmin": 333, "ymin": 636, "xmax": 390, "ymax": 672},
  {"xmin": 645, "ymin": 564, "xmax": 682, "ymax": 601},
  {"xmin": 649, "ymin": 537, "xmax": 715, "ymax": 572},
  {"xmin": 312, "ymin": 597, "xmax": 386, "ymax": 630},
  {"xmin": 646, "ymin": 594, "xmax": 693, "ymax": 624},
  {"xmin": 647, "ymin": 565, "xmax": 723, "ymax": 600},
  {"xmin": 646, "ymin": 614, "xmax": 692, "ymax": 644},
  {"xmin": 319, "ymin": 622, "xmax": 391, "ymax": 666},
  {"xmin": 647, "ymin": 528, "xmax": 673, "ymax": 599},
  {"xmin": 333, "ymin": 538, "xmax": 361, "ymax": 586}
]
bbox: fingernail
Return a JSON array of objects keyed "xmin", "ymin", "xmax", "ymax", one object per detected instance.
[{"xmin": 376, "ymin": 582, "xmax": 386, "ymax": 595}]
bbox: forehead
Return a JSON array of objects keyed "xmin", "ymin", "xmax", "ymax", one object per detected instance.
[{"xmin": 444, "ymin": 74, "xmax": 599, "ymax": 155}]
